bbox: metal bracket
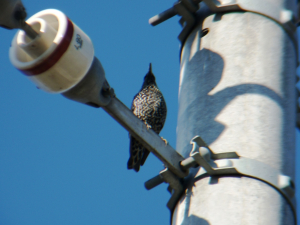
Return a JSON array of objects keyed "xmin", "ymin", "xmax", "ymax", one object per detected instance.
[
  {"xmin": 149, "ymin": 0, "xmax": 201, "ymax": 43},
  {"xmin": 145, "ymin": 168, "xmax": 184, "ymax": 211},
  {"xmin": 174, "ymin": 1, "xmax": 198, "ymax": 43},
  {"xmin": 189, "ymin": 136, "xmax": 297, "ymax": 224},
  {"xmin": 145, "ymin": 135, "xmax": 296, "ymax": 223},
  {"xmin": 149, "ymin": 0, "xmax": 297, "ymax": 44}
]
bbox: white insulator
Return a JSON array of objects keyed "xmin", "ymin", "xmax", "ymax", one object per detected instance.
[{"xmin": 9, "ymin": 9, "xmax": 94, "ymax": 93}]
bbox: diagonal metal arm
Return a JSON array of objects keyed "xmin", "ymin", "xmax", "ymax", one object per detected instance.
[
  {"xmin": 102, "ymin": 97, "xmax": 188, "ymax": 178},
  {"xmin": 61, "ymin": 57, "xmax": 187, "ymax": 177}
]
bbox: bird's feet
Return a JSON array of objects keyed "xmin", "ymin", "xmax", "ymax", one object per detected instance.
[
  {"xmin": 146, "ymin": 124, "xmax": 152, "ymax": 130},
  {"xmin": 161, "ymin": 137, "xmax": 168, "ymax": 146}
]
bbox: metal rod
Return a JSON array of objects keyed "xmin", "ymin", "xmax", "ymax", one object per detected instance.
[
  {"xmin": 102, "ymin": 97, "xmax": 188, "ymax": 178},
  {"xmin": 180, "ymin": 156, "xmax": 198, "ymax": 171},
  {"xmin": 20, "ymin": 21, "xmax": 39, "ymax": 39},
  {"xmin": 149, "ymin": 7, "xmax": 177, "ymax": 26},
  {"xmin": 145, "ymin": 174, "xmax": 164, "ymax": 190}
]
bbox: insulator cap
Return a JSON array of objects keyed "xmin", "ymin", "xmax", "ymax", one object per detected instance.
[{"xmin": 9, "ymin": 9, "xmax": 94, "ymax": 93}]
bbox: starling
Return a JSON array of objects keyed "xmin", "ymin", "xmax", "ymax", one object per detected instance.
[{"xmin": 128, "ymin": 63, "xmax": 167, "ymax": 172}]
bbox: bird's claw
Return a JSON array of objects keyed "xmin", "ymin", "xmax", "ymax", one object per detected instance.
[
  {"xmin": 146, "ymin": 124, "xmax": 152, "ymax": 130},
  {"xmin": 161, "ymin": 137, "xmax": 168, "ymax": 146}
]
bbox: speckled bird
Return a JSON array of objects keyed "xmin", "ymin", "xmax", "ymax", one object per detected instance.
[{"xmin": 128, "ymin": 63, "xmax": 167, "ymax": 172}]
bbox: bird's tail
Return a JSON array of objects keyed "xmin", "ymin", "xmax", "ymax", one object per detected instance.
[
  {"xmin": 127, "ymin": 157, "xmax": 140, "ymax": 172},
  {"xmin": 128, "ymin": 137, "xmax": 143, "ymax": 172},
  {"xmin": 140, "ymin": 150, "xmax": 150, "ymax": 166}
]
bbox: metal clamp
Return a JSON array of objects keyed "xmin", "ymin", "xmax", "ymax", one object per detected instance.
[
  {"xmin": 189, "ymin": 136, "xmax": 297, "ymax": 224},
  {"xmin": 145, "ymin": 168, "xmax": 184, "ymax": 211},
  {"xmin": 149, "ymin": 0, "xmax": 201, "ymax": 43},
  {"xmin": 149, "ymin": 0, "xmax": 297, "ymax": 44},
  {"xmin": 145, "ymin": 135, "xmax": 296, "ymax": 223}
]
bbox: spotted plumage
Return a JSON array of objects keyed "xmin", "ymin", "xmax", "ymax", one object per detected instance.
[{"xmin": 127, "ymin": 63, "xmax": 167, "ymax": 172}]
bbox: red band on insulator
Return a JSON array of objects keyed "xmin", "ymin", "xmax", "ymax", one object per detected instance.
[{"xmin": 21, "ymin": 18, "xmax": 74, "ymax": 76}]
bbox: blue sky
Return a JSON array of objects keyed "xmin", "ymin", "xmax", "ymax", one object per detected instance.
[{"xmin": 0, "ymin": 0, "xmax": 299, "ymax": 224}]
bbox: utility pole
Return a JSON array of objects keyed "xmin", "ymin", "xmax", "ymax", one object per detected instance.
[{"xmin": 169, "ymin": 1, "xmax": 298, "ymax": 224}]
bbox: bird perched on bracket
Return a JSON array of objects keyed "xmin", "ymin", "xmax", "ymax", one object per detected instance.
[{"xmin": 128, "ymin": 63, "xmax": 167, "ymax": 172}]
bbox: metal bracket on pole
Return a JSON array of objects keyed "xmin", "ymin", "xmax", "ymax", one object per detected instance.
[
  {"xmin": 149, "ymin": 0, "xmax": 297, "ymax": 45},
  {"xmin": 174, "ymin": 1, "xmax": 198, "ymax": 43},
  {"xmin": 190, "ymin": 136, "xmax": 297, "ymax": 223},
  {"xmin": 149, "ymin": 0, "xmax": 201, "ymax": 43},
  {"xmin": 145, "ymin": 168, "xmax": 184, "ymax": 211},
  {"xmin": 145, "ymin": 135, "xmax": 297, "ymax": 223}
]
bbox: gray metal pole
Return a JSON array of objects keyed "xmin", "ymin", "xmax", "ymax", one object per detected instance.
[{"xmin": 173, "ymin": 2, "xmax": 297, "ymax": 225}]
